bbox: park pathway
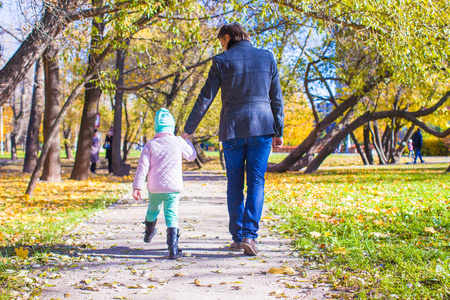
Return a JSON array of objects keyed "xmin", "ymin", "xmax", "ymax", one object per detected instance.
[{"xmin": 41, "ymin": 171, "xmax": 331, "ymax": 300}]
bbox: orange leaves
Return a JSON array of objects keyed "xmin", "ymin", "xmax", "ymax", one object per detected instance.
[{"xmin": 0, "ymin": 171, "xmax": 127, "ymax": 246}]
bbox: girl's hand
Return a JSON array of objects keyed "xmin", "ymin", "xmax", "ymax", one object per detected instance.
[
  {"xmin": 132, "ymin": 189, "xmax": 142, "ymax": 201},
  {"xmin": 181, "ymin": 132, "xmax": 192, "ymax": 140}
]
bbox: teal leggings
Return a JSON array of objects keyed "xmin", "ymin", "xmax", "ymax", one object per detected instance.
[{"xmin": 146, "ymin": 192, "xmax": 179, "ymax": 228}]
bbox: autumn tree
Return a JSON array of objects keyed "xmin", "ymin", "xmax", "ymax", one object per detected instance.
[
  {"xmin": 71, "ymin": 0, "xmax": 106, "ymax": 180},
  {"xmin": 263, "ymin": 0, "xmax": 450, "ymax": 173},
  {"xmin": 40, "ymin": 43, "xmax": 62, "ymax": 182},
  {"xmin": 23, "ymin": 58, "xmax": 44, "ymax": 173},
  {"xmin": 26, "ymin": 1, "xmax": 177, "ymax": 195}
]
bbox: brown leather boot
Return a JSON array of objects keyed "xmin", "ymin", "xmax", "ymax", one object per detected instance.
[{"xmin": 241, "ymin": 237, "xmax": 257, "ymax": 256}]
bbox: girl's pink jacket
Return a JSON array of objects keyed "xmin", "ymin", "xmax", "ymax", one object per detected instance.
[{"xmin": 132, "ymin": 132, "xmax": 197, "ymax": 193}]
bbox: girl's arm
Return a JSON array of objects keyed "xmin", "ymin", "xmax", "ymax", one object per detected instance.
[
  {"xmin": 179, "ymin": 138, "xmax": 197, "ymax": 161},
  {"xmin": 132, "ymin": 143, "xmax": 151, "ymax": 198}
]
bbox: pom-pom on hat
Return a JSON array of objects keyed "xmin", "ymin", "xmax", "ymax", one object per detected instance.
[{"xmin": 155, "ymin": 108, "xmax": 175, "ymax": 133}]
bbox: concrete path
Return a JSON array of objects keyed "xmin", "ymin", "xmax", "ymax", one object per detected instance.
[{"xmin": 41, "ymin": 171, "xmax": 331, "ymax": 300}]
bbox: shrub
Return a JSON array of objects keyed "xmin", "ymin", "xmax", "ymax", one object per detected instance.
[{"xmin": 422, "ymin": 137, "xmax": 450, "ymax": 156}]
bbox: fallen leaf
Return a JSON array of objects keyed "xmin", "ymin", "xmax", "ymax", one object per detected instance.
[
  {"xmin": 194, "ymin": 278, "xmax": 212, "ymax": 287},
  {"xmin": 310, "ymin": 231, "xmax": 322, "ymax": 238},
  {"xmin": 424, "ymin": 227, "xmax": 437, "ymax": 234},
  {"xmin": 267, "ymin": 267, "xmax": 295, "ymax": 275},
  {"xmin": 14, "ymin": 247, "xmax": 29, "ymax": 259},
  {"xmin": 173, "ymin": 272, "xmax": 187, "ymax": 277},
  {"xmin": 369, "ymin": 232, "xmax": 389, "ymax": 238},
  {"xmin": 334, "ymin": 247, "xmax": 347, "ymax": 255}
]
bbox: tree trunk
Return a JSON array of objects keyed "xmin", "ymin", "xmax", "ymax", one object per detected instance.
[
  {"xmin": 381, "ymin": 124, "xmax": 391, "ymax": 158},
  {"xmin": 112, "ymin": 46, "xmax": 129, "ymax": 176},
  {"xmin": 123, "ymin": 138, "xmax": 129, "ymax": 162},
  {"xmin": 371, "ymin": 121, "xmax": 387, "ymax": 164},
  {"xmin": 268, "ymin": 70, "xmax": 390, "ymax": 172},
  {"xmin": 350, "ymin": 131, "xmax": 368, "ymax": 165},
  {"xmin": 23, "ymin": 58, "xmax": 45, "ymax": 173},
  {"xmin": 70, "ymin": 0, "xmax": 104, "ymax": 180},
  {"xmin": 0, "ymin": 8, "xmax": 64, "ymax": 107},
  {"xmin": 63, "ymin": 124, "xmax": 74, "ymax": 159},
  {"xmin": 363, "ymin": 124, "xmax": 374, "ymax": 164},
  {"xmin": 446, "ymin": 164, "xmax": 450, "ymax": 172},
  {"xmin": 392, "ymin": 124, "xmax": 415, "ymax": 163},
  {"xmin": 291, "ymin": 106, "xmax": 356, "ymax": 171},
  {"xmin": 11, "ymin": 133, "xmax": 17, "ymax": 160},
  {"xmin": 41, "ymin": 43, "xmax": 61, "ymax": 182}
]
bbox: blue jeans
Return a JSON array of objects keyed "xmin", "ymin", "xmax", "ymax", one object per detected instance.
[
  {"xmin": 222, "ymin": 135, "xmax": 272, "ymax": 242},
  {"xmin": 414, "ymin": 149, "xmax": 423, "ymax": 163}
]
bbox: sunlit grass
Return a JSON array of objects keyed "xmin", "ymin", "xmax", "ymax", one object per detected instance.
[
  {"xmin": 265, "ymin": 164, "xmax": 450, "ymax": 299},
  {"xmin": 0, "ymin": 171, "xmax": 130, "ymax": 298}
]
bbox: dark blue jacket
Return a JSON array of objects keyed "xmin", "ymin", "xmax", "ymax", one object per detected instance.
[
  {"xmin": 184, "ymin": 40, "xmax": 284, "ymax": 141},
  {"xmin": 412, "ymin": 130, "xmax": 422, "ymax": 150}
]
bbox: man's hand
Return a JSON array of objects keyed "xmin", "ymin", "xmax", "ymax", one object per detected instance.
[
  {"xmin": 181, "ymin": 132, "xmax": 192, "ymax": 140},
  {"xmin": 132, "ymin": 189, "xmax": 142, "ymax": 201},
  {"xmin": 272, "ymin": 137, "xmax": 283, "ymax": 149}
]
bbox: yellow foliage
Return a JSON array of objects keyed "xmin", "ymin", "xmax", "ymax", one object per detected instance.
[
  {"xmin": 1, "ymin": 105, "xmax": 14, "ymax": 133},
  {"xmin": 283, "ymin": 96, "xmax": 314, "ymax": 146},
  {"xmin": 0, "ymin": 172, "xmax": 128, "ymax": 247}
]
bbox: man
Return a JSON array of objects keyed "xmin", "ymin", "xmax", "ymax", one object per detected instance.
[
  {"xmin": 412, "ymin": 128, "xmax": 424, "ymax": 164},
  {"xmin": 104, "ymin": 127, "xmax": 114, "ymax": 173},
  {"xmin": 182, "ymin": 23, "xmax": 284, "ymax": 256}
]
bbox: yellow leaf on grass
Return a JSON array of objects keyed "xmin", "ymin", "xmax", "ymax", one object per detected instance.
[
  {"xmin": 369, "ymin": 232, "xmax": 389, "ymax": 238},
  {"xmin": 374, "ymin": 219, "xmax": 385, "ymax": 226},
  {"xmin": 310, "ymin": 231, "xmax": 322, "ymax": 238},
  {"xmin": 424, "ymin": 227, "xmax": 437, "ymax": 234},
  {"xmin": 267, "ymin": 267, "xmax": 295, "ymax": 275},
  {"xmin": 324, "ymin": 231, "xmax": 333, "ymax": 237},
  {"xmin": 14, "ymin": 247, "xmax": 29, "ymax": 258},
  {"xmin": 334, "ymin": 247, "xmax": 347, "ymax": 255}
]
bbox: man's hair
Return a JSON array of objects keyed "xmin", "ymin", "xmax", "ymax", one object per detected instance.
[{"xmin": 217, "ymin": 23, "xmax": 250, "ymax": 41}]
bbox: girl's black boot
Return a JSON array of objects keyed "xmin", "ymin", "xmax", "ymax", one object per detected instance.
[
  {"xmin": 166, "ymin": 227, "xmax": 182, "ymax": 259},
  {"xmin": 144, "ymin": 220, "xmax": 157, "ymax": 243}
]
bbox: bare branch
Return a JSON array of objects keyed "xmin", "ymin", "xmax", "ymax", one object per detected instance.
[{"xmin": 118, "ymin": 57, "xmax": 213, "ymax": 91}]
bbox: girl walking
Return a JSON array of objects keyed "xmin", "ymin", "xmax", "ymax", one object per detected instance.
[{"xmin": 132, "ymin": 108, "xmax": 197, "ymax": 259}]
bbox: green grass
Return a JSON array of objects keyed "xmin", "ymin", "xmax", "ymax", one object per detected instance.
[
  {"xmin": 0, "ymin": 170, "xmax": 130, "ymax": 299},
  {"xmin": 265, "ymin": 164, "xmax": 450, "ymax": 299}
]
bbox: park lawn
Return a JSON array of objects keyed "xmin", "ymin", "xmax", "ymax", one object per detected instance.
[
  {"xmin": 265, "ymin": 163, "xmax": 450, "ymax": 299},
  {"xmin": 0, "ymin": 172, "xmax": 131, "ymax": 299}
]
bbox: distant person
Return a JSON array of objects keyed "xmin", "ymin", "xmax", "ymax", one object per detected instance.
[
  {"xmin": 181, "ymin": 23, "xmax": 284, "ymax": 256},
  {"xmin": 407, "ymin": 139, "xmax": 414, "ymax": 162},
  {"xmin": 335, "ymin": 142, "xmax": 342, "ymax": 154},
  {"xmin": 90, "ymin": 129, "xmax": 100, "ymax": 174},
  {"xmin": 412, "ymin": 129, "xmax": 424, "ymax": 164},
  {"xmin": 132, "ymin": 108, "xmax": 197, "ymax": 259},
  {"xmin": 104, "ymin": 127, "xmax": 113, "ymax": 174}
]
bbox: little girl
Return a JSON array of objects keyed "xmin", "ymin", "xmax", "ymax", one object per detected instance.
[
  {"xmin": 132, "ymin": 108, "xmax": 197, "ymax": 259},
  {"xmin": 407, "ymin": 139, "xmax": 414, "ymax": 161}
]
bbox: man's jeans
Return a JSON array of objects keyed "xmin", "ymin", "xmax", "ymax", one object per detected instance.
[
  {"xmin": 414, "ymin": 149, "xmax": 423, "ymax": 164},
  {"xmin": 222, "ymin": 135, "xmax": 272, "ymax": 242}
]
